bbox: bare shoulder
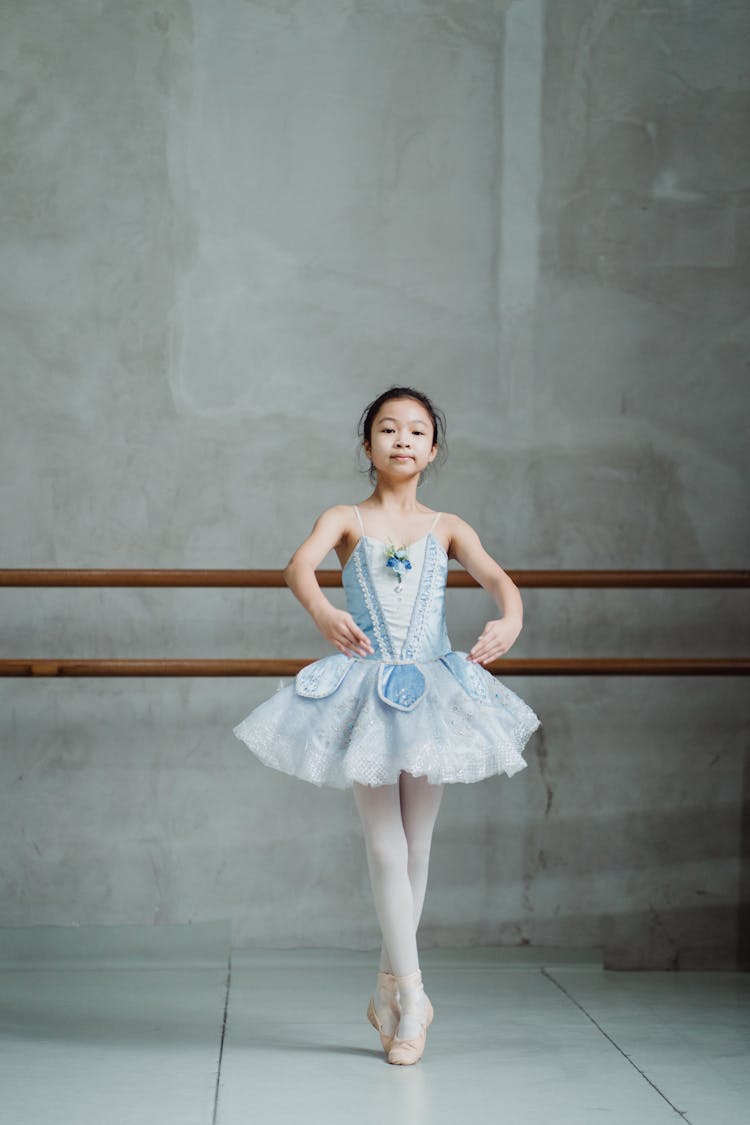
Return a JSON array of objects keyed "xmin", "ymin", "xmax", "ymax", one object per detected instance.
[
  {"xmin": 437, "ymin": 512, "xmax": 479, "ymax": 551},
  {"xmin": 440, "ymin": 512, "xmax": 478, "ymax": 535},
  {"xmin": 312, "ymin": 504, "xmax": 359, "ymax": 542},
  {"xmin": 316, "ymin": 503, "xmax": 355, "ymax": 525},
  {"xmin": 289, "ymin": 504, "xmax": 360, "ymax": 569}
]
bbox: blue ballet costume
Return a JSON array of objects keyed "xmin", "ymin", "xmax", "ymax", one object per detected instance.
[{"xmin": 233, "ymin": 507, "xmax": 541, "ymax": 789}]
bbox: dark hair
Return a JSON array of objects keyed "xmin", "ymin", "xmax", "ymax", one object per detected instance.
[{"xmin": 357, "ymin": 386, "xmax": 447, "ymax": 484}]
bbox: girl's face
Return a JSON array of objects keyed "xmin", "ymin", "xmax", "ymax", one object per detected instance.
[{"xmin": 365, "ymin": 397, "xmax": 438, "ymax": 479}]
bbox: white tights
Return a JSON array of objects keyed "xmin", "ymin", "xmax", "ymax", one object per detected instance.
[{"xmin": 353, "ymin": 772, "xmax": 444, "ymax": 979}]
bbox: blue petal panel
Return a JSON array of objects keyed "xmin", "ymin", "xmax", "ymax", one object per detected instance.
[
  {"xmin": 295, "ymin": 654, "xmax": 353, "ymax": 699},
  {"xmin": 377, "ymin": 663, "xmax": 426, "ymax": 712},
  {"xmin": 440, "ymin": 651, "xmax": 495, "ymax": 703}
]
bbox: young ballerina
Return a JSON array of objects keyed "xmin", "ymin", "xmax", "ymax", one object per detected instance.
[{"xmin": 233, "ymin": 386, "xmax": 541, "ymax": 1065}]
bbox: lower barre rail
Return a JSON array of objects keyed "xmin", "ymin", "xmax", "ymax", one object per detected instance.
[
  {"xmin": 1, "ymin": 658, "xmax": 748, "ymax": 677},
  {"xmin": 0, "ymin": 568, "xmax": 749, "ymax": 587}
]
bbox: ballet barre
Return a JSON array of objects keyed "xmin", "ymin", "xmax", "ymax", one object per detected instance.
[
  {"xmin": 0, "ymin": 568, "xmax": 748, "ymax": 588},
  {"xmin": 0, "ymin": 568, "xmax": 748, "ymax": 677},
  {"xmin": 0, "ymin": 658, "xmax": 747, "ymax": 678}
]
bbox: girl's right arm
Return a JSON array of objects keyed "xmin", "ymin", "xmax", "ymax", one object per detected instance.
[{"xmin": 283, "ymin": 506, "xmax": 374, "ymax": 659}]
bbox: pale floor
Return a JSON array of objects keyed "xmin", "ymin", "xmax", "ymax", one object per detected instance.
[{"xmin": 0, "ymin": 924, "xmax": 748, "ymax": 1125}]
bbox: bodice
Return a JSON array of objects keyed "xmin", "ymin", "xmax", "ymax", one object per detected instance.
[
  {"xmin": 342, "ymin": 532, "xmax": 451, "ymax": 663},
  {"xmin": 295, "ymin": 525, "xmax": 499, "ymax": 713}
]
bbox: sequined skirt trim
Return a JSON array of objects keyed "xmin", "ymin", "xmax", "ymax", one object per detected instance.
[{"xmin": 232, "ymin": 652, "xmax": 541, "ymax": 789}]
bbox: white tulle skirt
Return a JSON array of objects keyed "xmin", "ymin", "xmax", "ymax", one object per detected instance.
[{"xmin": 233, "ymin": 651, "xmax": 541, "ymax": 789}]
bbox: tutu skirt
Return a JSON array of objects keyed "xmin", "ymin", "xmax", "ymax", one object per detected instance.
[{"xmin": 233, "ymin": 651, "xmax": 541, "ymax": 789}]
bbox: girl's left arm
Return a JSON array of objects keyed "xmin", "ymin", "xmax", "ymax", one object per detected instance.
[{"xmin": 447, "ymin": 516, "xmax": 524, "ymax": 665}]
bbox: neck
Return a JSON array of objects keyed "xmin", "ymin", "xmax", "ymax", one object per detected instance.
[{"xmin": 369, "ymin": 478, "xmax": 421, "ymax": 512}]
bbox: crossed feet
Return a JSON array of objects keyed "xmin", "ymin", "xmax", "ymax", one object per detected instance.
[{"xmin": 367, "ymin": 969, "xmax": 434, "ymax": 1065}]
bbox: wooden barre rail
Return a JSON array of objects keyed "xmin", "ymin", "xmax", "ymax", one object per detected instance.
[
  {"xmin": 2, "ymin": 568, "xmax": 747, "ymax": 677},
  {"xmin": 1, "ymin": 568, "xmax": 749, "ymax": 588},
  {"xmin": 2, "ymin": 657, "xmax": 749, "ymax": 677}
]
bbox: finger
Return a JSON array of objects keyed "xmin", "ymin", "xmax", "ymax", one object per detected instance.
[
  {"xmin": 338, "ymin": 616, "xmax": 371, "ymax": 654},
  {"xmin": 343, "ymin": 614, "xmax": 365, "ymax": 638},
  {"xmin": 352, "ymin": 625, "xmax": 373, "ymax": 652},
  {"xmin": 344, "ymin": 626, "xmax": 368, "ymax": 650},
  {"xmin": 470, "ymin": 644, "xmax": 503, "ymax": 664},
  {"xmin": 333, "ymin": 631, "xmax": 359, "ymax": 657},
  {"xmin": 340, "ymin": 632, "xmax": 370, "ymax": 657},
  {"xmin": 472, "ymin": 630, "xmax": 497, "ymax": 653},
  {"xmin": 472, "ymin": 628, "xmax": 506, "ymax": 652},
  {"xmin": 348, "ymin": 627, "xmax": 373, "ymax": 655}
]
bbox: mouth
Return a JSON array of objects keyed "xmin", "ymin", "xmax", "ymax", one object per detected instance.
[{"xmin": 391, "ymin": 454, "xmax": 414, "ymax": 461}]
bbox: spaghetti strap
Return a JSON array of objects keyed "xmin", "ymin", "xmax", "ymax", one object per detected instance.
[
  {"xmin": 353, "ymin": 505, "xmax": 366, "ymax": 536},
  {"xmin": 429, "ymin": 511, "xmax": 442, "ymax": 532}
]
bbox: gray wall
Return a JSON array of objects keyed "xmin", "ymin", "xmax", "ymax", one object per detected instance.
[{"xmin": 1, "ymin": 0, "xmax": 748, "ymax": 969}]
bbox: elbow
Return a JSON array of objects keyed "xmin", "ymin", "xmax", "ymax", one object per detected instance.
[{"xmin": 282, "ymin": 556, "xmax": 297, "ymax": 588}]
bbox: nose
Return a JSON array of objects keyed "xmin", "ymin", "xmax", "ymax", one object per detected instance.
[{"xmin": 396, "ymin": 433, "xmax": 411, "ymax": 447}]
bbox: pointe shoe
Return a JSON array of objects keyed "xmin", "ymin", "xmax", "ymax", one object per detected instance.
[
  {"xmin": 387, "ymin": 993, "xmax": 434, "ymax": 1066},
  {"xmin": 366, "ymin": 971, "xmax": 400, "ymax": 1053}
]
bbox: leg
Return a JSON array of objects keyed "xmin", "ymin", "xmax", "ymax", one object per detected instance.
[
  {"xmin": 388, "ymin": 774, "xmax": 443, "ymax": 1058},
  {"xmin": 377, "ymin": 773, "xmax": 444, "ymax": 972},
  {"xmin": 402, "ymin": 772, "xmax": 444, "ymax": 928},
  {"xmin": 353, "ymin": 780, "xmax": 419, "ymax": 978},
  {"xmin": 355, "ymin": 773, "xmax": 443, "ymax": 1046}
]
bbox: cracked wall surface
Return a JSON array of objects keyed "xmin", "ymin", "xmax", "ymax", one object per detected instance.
[{"xmin": 1, "ymin": 0, "xmax": 748, "ymax": 967}]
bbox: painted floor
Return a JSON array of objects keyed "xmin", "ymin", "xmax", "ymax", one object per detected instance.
[{"xmin": 0, "ymin": 926, "xmax": 747, "ymax": 1125}]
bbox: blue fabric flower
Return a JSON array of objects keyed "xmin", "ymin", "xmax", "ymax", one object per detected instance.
[{"xmin": 385, "ymin": 544, "xmax": 412, "ymax": 584}]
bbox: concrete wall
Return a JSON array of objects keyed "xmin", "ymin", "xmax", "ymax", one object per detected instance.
[{"xmin": 1, "ymin": 0, "xmax": 748, "ymax": 969}]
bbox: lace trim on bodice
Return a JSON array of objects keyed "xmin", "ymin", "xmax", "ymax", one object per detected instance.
[
  {"xmin": 401, "ymin": 534, "xmax": 444, "ymax": 661},
  {"xmin": 351, "ymin": 539, "xmax": 395, "ymax": 661}
]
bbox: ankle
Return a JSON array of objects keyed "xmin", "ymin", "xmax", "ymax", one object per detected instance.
[
  {"xmin": 375, "ymin": 971, "xmax": 399, "ymax": 1008},
  {"xmin": 395, "ymin": 970, "xmax": 425, "ymax": 1012}
]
